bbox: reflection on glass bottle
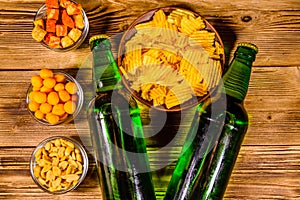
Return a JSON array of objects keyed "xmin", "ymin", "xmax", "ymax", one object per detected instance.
[
  {"xmin": 87, "ymin": 35, "xmax": 156, "ymax": 200},
  {"xmin": 164, "ymin": 43, "xmax": 258, "ymax": 200},
  {"xmin": 194, "ymin": 43, "xmax": 258, "ymax": 200},
  {"xmin": 163, "ymin": 84, "xmax": 227, "ymax": 200}
]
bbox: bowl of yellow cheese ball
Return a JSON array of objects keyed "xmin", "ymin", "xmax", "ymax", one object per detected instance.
[{"xmin": 26, "ymin": 69, "xmax": 83, "ymax": 125}]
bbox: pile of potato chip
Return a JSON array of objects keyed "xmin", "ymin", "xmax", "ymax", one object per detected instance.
[{"xmin": 120, "ymin": 8, "xmax": 224, "ymax": 109}]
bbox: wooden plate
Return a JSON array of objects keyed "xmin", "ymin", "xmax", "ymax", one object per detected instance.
[{"xmin": 117, "ymin": 7, "xmax": 225, "ymax": 112}]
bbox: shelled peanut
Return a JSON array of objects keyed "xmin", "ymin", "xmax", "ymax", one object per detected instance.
[
  {"xmin": 33, "ymin": 138, "xmax": 84, "ymax": 192},
  {"xmin": 28, "ymin": 69, "xmax": 78, "ymax": 124}
]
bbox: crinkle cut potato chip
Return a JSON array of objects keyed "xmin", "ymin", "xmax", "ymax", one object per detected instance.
[{"xmin": 118, "ymin": 7, "xmax": 225, "ymax": 111}]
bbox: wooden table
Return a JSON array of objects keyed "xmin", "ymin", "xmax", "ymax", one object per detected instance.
[{"xmin": 1, "ymin": 0, "xmax": 300, "ymax": 199}]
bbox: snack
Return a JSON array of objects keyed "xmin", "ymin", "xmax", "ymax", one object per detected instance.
[
  {"xmin": 120, "ymin": 8, "xmax": 224, "ymax": 109},
  {"xmin": 27, "ymin": 69, "xmax": 79, "ymax": 125},
  {"xmin": 32, "ymin": 0, "xmax": 85, "ymax": 49},
  {"xmin": 32, "ymin": 138, "xmax": 84, "ymax": 192}
]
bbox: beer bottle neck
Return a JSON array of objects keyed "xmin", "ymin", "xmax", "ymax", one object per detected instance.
[
  {"xmin": 222, "ymin": 43, "xmax": 258, "ymax": 102},
  {"xmin": 90, "ymin": 36, "xmax": 121, "ymax": 93}
]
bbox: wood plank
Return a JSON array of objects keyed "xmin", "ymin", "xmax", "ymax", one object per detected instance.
[
  {"xmin": 226, "ymin": 168, "xmax": 300, "ymax": 199},
  {"xmin": 0, "ymin": 0, "xmax": 299, "ymax": 68},
  {"xmin": 0, "ymin": 66, "xmax": 299, "ymax": 198},
  {"xmin": 1, "ymin": 145, "xmax": 300, "ymax": 199},
  {"xmin": 0, "ymin": 64, "xmax": 298, "ymax": 198},
  {"xmin": 244, "ymin": 67, "xmax": 300, "ymax": 145},
  {"xmin": 1, "ymin": 66, "xmax": 299, "ymax": 146},
  {"xmin": 2, "ymin": 167, "xmax": 300, "ymax": 199},
  {"xmin": 0, "ymin": 168, "xmax": 103, "ymax": 200},
  {"xmin": 0, "ymin": 0, "xmax": 300, "ymax": 199}
]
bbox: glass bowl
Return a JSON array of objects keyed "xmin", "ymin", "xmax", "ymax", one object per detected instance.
[
  {"xmin": 34, "ymin": 0, "xmax": 89, "ymax": 52},
  {"xmin": 30, "ymin": 136, "xmax": 89, "ymax": 194},
  {"xmin": 26, "ymin": 71, "xmax": 84, "ymax": 125},
  {"xmin": 117, "ymin": 7, "xmax": 225, "ymax": 112}
]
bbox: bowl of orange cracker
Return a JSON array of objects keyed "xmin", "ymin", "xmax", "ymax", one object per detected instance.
[
  {"xmin": 118, "ymin": 7, "xmax": 225, "ymax": 111},
  {"xmin": 32, "ymin": 0, "xmax": 89, "ymax": 52},
  {"xmin": 26, "ymin": 69, "xmax": 83, "ymax": 125}
]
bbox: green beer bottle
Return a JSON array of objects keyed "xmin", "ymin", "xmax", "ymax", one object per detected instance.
[
  {"xmin": 163, "ymin": 69, "xmax": 227, "ymax": 200},
  {"xmin": 191, "ymin": 43, "xmax": 258, "ymax": 200},
  {"xmin": 164, "ymin": 43, "xmax": 258, "ymax": 200},
  {"xmin": 87, "ymin": 35, "xmax": 156, "ymax": 200}
]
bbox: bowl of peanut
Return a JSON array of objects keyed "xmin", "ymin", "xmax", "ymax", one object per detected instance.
[
  {"xmin": 30, "ymin": 136, "xmax": 89, "ymax": 194},
  {"xmin": 26, "ymin": 69, "xmax": 84, "ymax": 125}
]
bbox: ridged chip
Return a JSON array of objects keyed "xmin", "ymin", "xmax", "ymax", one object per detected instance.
[{"xmin": 121, "ymin": 8, "xmax": 224, "ymax": 109}]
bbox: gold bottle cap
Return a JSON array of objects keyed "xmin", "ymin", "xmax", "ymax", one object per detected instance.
[
  {"xmin": 238, "ymin": 42, "xmax": 258, "ymax": 53},
  {"xmin": 89, "ymin": 34, "xmax": 109, "ymax": 44}
]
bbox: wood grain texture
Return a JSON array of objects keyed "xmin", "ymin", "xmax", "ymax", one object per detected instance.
[
  {"xmin": 0, "ymin": 66, "xmax": 299, "ymax": 199},
  {"xmin": 0, "ymin": 0, "xmax": 300, "ymax": 199},
  {"xmin": 1, "ymin": 67, "xmax": 299, "ymax": 146},
  {"xmin": 0, "ymin": 168, "xmax": 103, "ymax": 200},
  {"xmin": 0, "ymin": 0, "xmax": 300, "ymax": 68}
]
